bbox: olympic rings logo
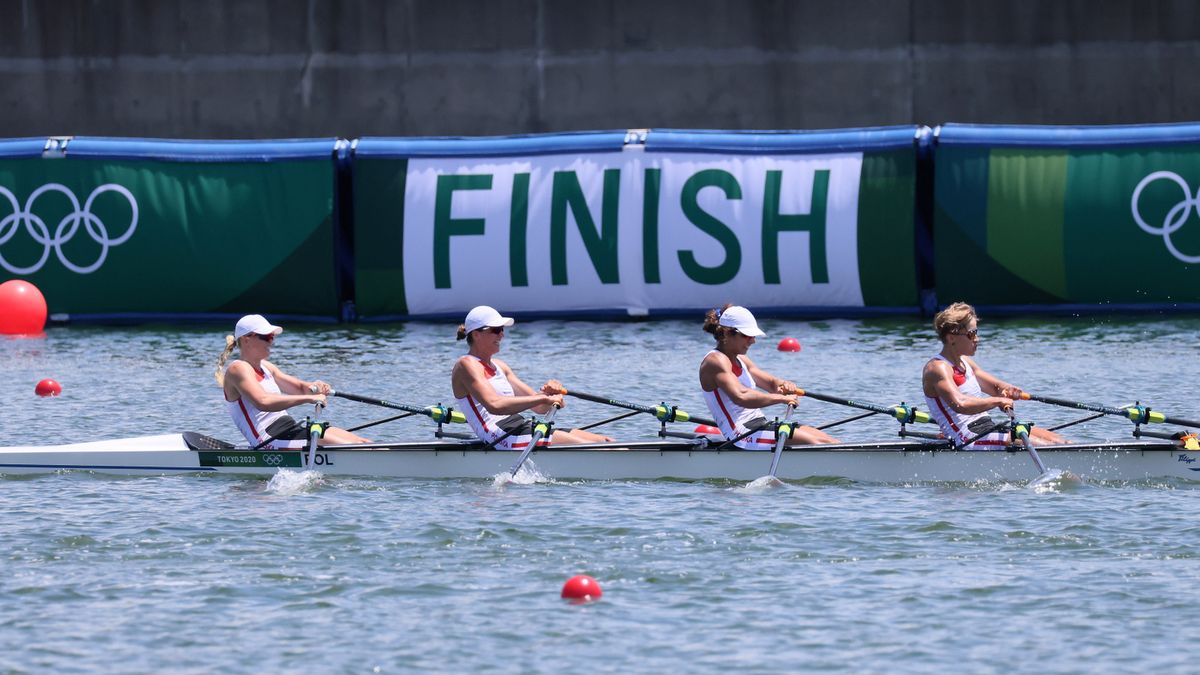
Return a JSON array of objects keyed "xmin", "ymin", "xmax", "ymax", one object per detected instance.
[
  {"xmin": 1131, "ymin": 171, "xmax": 1200, "ymax": 264},
  {"xmin": 0, "ymin": 183, "xmax": 139, "ymax": 275},
  {"xmin": 262, "ymin": 453, "xmax": 284, "ymax": 466}
]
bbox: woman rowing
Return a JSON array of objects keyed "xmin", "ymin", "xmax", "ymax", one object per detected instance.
[
  {"xmin": 699, "ymin": 305, "xmax": 838, "ymax": 448},
  {"xmin": 451, "ymin": 306, "xmax": 612, "ymax": 449},
  {"xmin": 215, "ymin": 314, "xmax": 369, "ymax": 449},
  {"xmin": 922, "ymin": 302, "xmax": 1068, "ymax": 448}
]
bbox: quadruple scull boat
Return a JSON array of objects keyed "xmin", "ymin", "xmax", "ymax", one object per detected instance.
[
  {"xmin": 0, "ymin": 430, "xmax": 1195, "ymax": 482},
  {"xmin": 5, "ymin": 387, "xmax": 1197, "ymax": 483}
]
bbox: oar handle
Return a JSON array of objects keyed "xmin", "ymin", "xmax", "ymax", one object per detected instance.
[
  {"xmin": 330, "ymin": 390, "xmax": 466, "ymax": 424},
  {"xmin": 560, "ymin": 388, "xmax": 717, "ymax": 427},
  {"xmin": 308, "ymin": 384, "xmax": 326, "ymax": 411}
]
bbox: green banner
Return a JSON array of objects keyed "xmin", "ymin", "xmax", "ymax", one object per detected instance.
[
  {"xmin": 935, "ymin": 146, "xmax": 1200, "ymax": 304},
  {"xmin": 352, "ymin": 149, "xmax": 918, "ymax": 318},
  {"xmin": 0, "ymin": 157, "xmax": 337, "ymax": 316}
]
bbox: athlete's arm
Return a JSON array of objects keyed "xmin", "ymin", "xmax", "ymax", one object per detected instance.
[
  {"xmin": 453, "ymin": 357, "xmax": 558, "ymax": 415},
  {"xmin": 227, "ymin": 361, "xmax": 324, "ymax": 412},
  {"xmin": 744, "ymin": 357, "xmax": 797, "ymax": 395},
  {"xmin": 268, "ymin": 362, "xmax": 329, "ymax": 396},
  {"xmin": 965, "ymin": 357, "xmax": 1023, "ymax": 399},
  {"xmin": 701, "ymin": 353, "xmax": 795, "ymax": 409},
  {"xmin": 922, "ymin": 359, "xmax": 1011, "ymax": 414}
]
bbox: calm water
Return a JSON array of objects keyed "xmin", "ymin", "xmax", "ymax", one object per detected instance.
[{"xmin": 2, "ymin": 316, "xmax": 1200, "ymax": 672}]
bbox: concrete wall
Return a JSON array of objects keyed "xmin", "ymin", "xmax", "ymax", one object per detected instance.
[{"xmin": 2, "ymin": 0, "xmax": 1198, "ymax": 139}]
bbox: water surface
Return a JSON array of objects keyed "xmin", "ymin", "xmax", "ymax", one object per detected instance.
[{"xmin": 2, "ymin": 316, "xmax": 1198, "ymax": 672}]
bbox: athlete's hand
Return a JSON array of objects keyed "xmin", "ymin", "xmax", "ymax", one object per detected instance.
[
  {"xmin": 542, "ymin": 380, "xmax": 565, "ymax": 395},
  {"xmin": 997, "ymin": 397, "xmax": 1014, "ymax": 413},
  {"xmin": 310, "ymin": 380, "xmax": 333, "ymax": 395},
  {"xmin": 779, "ymin": 394, "xmax": 799, "ymax": 407},
  {"xmin": 1000, "ymin": 385, "xmax": 1024, "ymax": 400},
  {"xmin": 777, "ymin": 381, "xmax": 798, "ymax": 395}
]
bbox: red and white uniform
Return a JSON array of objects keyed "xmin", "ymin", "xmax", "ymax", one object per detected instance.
[
  {"xmin": 700, "ymin": 351, "xmax": 777, "ymax": 450},
  {"xmin": 224, "ymin": 362, "xmax": 306, "ymax": 449},
  {"xmin": 924, "ymin": 355, "xmax": 1009, "ymax": 449},
  {"xmin": 455, "ymin": 356, "xmax": 534, "ymax": 451}
]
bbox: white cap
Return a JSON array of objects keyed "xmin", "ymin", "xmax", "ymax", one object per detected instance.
[
  {"xmin": 464, "ymin": 305, "xmax": 515, "ymax": 334},
  {"xmin": 234, "ymin": 314, "xmax": 284, "ymax": 338},
  {"xmin": 718, "ymin": 305, "xmax": 766, "ymax": 337}
]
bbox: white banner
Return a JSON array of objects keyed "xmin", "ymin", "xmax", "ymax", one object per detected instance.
[{"xmin": 402, "ymin": 151, "xmax": 864, "ymax": 315}]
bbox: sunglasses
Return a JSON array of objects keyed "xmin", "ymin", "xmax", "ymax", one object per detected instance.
[
  {"xmin": 951, "ymin": 328, "xmax": 979, "ymax": 339},
  {"xmin": 251, "ymin": 333, "xmax": 275, "ymax": 343},
  {"xmin": 477, "ymin": 326, "xmax": 505, "ymax": 335}
]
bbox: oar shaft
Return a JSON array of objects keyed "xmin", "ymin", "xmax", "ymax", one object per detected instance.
[
  {"xmin": 331, "ymin": 390, "xmax": 466, "ymax": 424},
  {"xmin": 509, "ymin": 405, "xmax": 558, "ymax": 477},
  {"xmin": 1022, "ymin": 393, "xmax": 1200, "ymax": 429},
  {"xmin": 1007, "ymin": 411, "xmax": 1049, "ymax": 476},
  {"xmin": 561, "ymin": 389, "xmax": 717, "ymax": 427},
  {"xmin": 796, "ymin": 388, "xmax": 932, "ymax": 425},
  {"xmin": 562, "ymin": 389, "xmax": 654, "ymax": 414},
  {"xmin": 1021, "ymin": 393, "xmax": 1121, "ymax": 417},
  {"xmin": 767, "ymin": 405, "xmax": 796, "ymax": 478}
]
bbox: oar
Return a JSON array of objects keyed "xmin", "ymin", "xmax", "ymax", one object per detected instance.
[
  {"xmin": 508, "ymin": 404, "xmax": 559, "ymax": 478},
  {"xmin": 558, "ymin": 388, "xmax": 717, "ymax": 427},
  {"xmin": 330, "ymin": 390, "xmax": 466, "ymax": 425},
  {"xmin": 1020, "ymin": 393, "xmax": 1200, "ymax": 429},
  {"xmin": 795, "ymin": 388, "xmax": 933, "ymax": 425},
  {"xmin": 766, "ymin": 403, "xmax": 797, "ymax": 480},
  {"xmin": 304, "ymin": 399, "xmax": 327, "ymax": 470},
  {"xmin": 1006, "ymin": 408, "xmax": 1048, "ymax": 476}
]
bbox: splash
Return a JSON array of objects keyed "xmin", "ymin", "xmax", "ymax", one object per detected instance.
[
  {"xmin": 265, "ymin": 468, "xmax": 324, "ymax": 495},
  {"xmin": 736, "ymin": 475, "xmax": 788, "ymax": 493},
  {"xmin": 492, "ymin": 461, "xmax": 553, "ymax": 487},
  {"xmin": 1029, "ymin": 469, "xmax": 1085, "ymax": 494}
]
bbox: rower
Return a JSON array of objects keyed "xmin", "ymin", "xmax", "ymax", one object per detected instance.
[
  {"xmin": 698, "ymin": 305, "xmax": 838, "ymax": 448},
  {"xmin": 922, "ymin": 302, "xmax": 1069, "ymax": 449},
  {"xmin": 450, "ymin": 306, "xmax": 612, "ymax": 449},
  {"xmin": 215, "ymin": 314, "xmax": 370, "ymax": 449}
]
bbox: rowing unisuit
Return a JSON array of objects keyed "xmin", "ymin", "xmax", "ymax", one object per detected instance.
[
  {"xmin": 700, "ymin": 350, "xmax": 776, "ymax": 450},
  {"xmin": 224, "ymin": 362, "xmax": 306, "ymax": 449},
  {"xmin": 924, "ymin": 355, "xmax": 1008, "ymax": 449},
  {"xmin": 454, "ymin": 355, "xmax": 534, "ymax": 450}
]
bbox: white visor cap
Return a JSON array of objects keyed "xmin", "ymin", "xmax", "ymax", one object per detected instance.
[
  {"xmin": 718, "ymin": 305, "xmax": 766, "ymax": 337},
  {"xmin": 234, "ymin": 314, "xmax": 284, "ymax": 338},
  {"xmin": 464, "ymin": 305, "xmax": 515, "ymax": 334}
]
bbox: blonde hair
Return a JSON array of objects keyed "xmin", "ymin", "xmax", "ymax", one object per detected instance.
[
  {"xmin": 214, "ymin": 334, "xmax": 237, "ymax": 385},
  {"xmin": 702, "ymin": 303, "xmax": 736, "ymax": 343},
  {"xmin": 933, "ymin": 302, "xmax": 977, "ymax": 341}
]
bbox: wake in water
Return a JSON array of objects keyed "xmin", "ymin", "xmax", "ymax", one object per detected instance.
[{"xmin": 265, "ymin": 468, "xmax": 325, "ymax": 495}]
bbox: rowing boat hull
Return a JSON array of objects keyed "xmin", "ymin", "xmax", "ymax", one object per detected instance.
[{"xmin": 0, "ymin": 434, "xmax": 1195, "ymax": 482}]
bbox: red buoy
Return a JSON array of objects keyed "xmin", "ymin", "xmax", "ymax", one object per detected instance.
[
  {"xmin": 777, "ymin": 337, "xmax": 801, "ymax": 352},
  {"xmin": 35, "ymin": 378, "xmax": 62, "ymax": 397},
  {"xmin": 0, "ymin": 280, "xmax": 48, "ymax": 335},
  {"xmin": 694, "ymin": 424, "xmax": 721, "ymax": 435},
  {"xmin": 561, "ymin": 575, "xmax": 603, "ymax": 603}
]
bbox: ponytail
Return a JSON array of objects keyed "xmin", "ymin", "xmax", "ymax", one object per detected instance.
[
  {"xmin": 702, "ymin": 303, "xmax": 735, "ymax": 342},
  {"xmin": 456, "ymin": 323, "xmax": 473, "ymax": 344},
  {"xmin": 214, "ymin": 334, "xmax": 237, "ymax": 385}
]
